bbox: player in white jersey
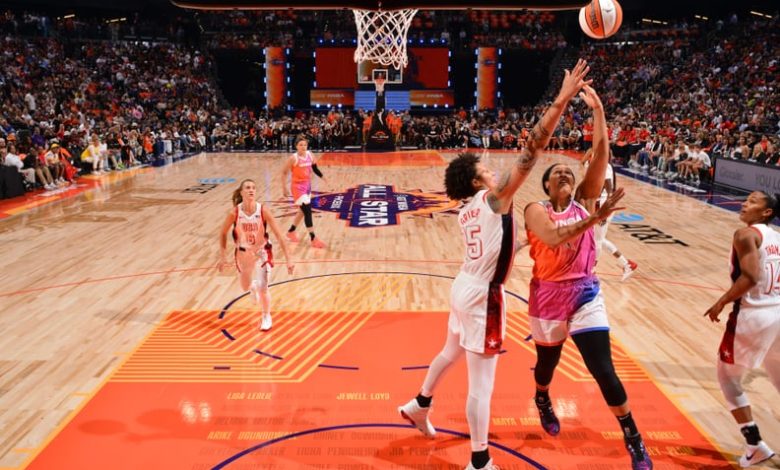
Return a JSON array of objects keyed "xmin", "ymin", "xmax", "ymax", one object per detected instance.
[
  {"xmin": 219, "ymin": 179, "xmax": 294, "ymax": 331},
  {"xmin": 398, "ymin": 59, "xmax": 592, "ymax": 470},
  {"xmin": 582, "ymin": 149, "xmax": 638, "ymax": 281},
  {"xmin": 705, "ymin": 190, "xmax": 780, "ymax": 468}
]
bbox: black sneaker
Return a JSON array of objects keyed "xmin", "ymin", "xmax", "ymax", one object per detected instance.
[
  {"xmin": 625, "ymin": 435, "xmax": 653, "ymax": 470},
  {"xmin": 535, "ymin": 399, "xmax": 560, "ymax": 436}
]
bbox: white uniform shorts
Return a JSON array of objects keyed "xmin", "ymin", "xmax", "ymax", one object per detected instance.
[
  {"xmin": 719, "ymin": 304, "xmax": 780, "ymax": 369},
  {"xmin": 294, "ymin": 194, "xmax": 311, "ymax": 206},
  {"xmin": 235, "ymin": 247, "xmax": 272, "ymax": 290},
  {"xmin": 448, "ymin": 272, "xmax": 505, "ymax": 355}
]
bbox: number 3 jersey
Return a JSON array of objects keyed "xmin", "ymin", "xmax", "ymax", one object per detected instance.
[
  {"xmin": 458, "ymin": 189, "xmax": 517, "ymax": 284},
  {"xmin": 731, "ymin": 223, "xmax": 780, "ymax": 308}
]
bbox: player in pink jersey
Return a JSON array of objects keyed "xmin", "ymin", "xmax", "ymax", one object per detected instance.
[
  {"xmin": 705, "ymin": 191, "xmax": 780, "ymax": 468},
  {"xmin": 398, "ymin": 59, "xmax": 592, "ymax": 470},
  {"xmin": 282, "ymin": 136, "xmax": 327, "ymax": 249},
  {"xmin": 219, "ymin": 179, "xmax": 294, "ymax": 331},
  {"xmin": 524, "ymin": 86, "xmax": 653, "ymax": 470}
]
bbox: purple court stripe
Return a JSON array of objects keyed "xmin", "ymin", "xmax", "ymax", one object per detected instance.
[
  {"xmin": 254, "ymin": 349, "xmax": 283, "ymax": 360},
  {"xmin": 318, "ymin": 364, "xmax": 359, "ymax": 370},
  {"xmin": 221, "ymin": 329, "xmax": 236, "ymax": 341}
]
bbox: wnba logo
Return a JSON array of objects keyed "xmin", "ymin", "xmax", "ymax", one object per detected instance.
[{"xmin": 612, "ymin": 212, "xmax": 644, "ymax": 223}]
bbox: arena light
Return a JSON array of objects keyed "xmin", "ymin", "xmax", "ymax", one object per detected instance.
[
  {"xmin": 63, "ymin": 14, "xmax": 75, "ymax": 19},
  {"xmin": 749, "ymin": 10, "xmax": 772, "ymax": 19},
  {"xmin": 694, "ymin": 14, "xmax": 709, "ymax": 21}
]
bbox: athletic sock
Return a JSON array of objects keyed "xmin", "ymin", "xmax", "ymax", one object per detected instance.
[
  {"xmin": 415, "ymin": 393, "xmax": 432, "ymax": 408},
  {"xmin": 617, "ymin": 412, "xmax": 639, "ymax": 438}
]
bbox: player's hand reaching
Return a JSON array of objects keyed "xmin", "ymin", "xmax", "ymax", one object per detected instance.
[
  {"xmin": 217, "ymin": 252, "xmax": 229, "ymax": 273},
  {"xmin": 593, "ymin": 187, "xmax": 626, "ymax": 222},
  {"xmin": 557, "ymin": 58, "xmax": 592, "ymax": 103},
  {"xmin": 704, "ymin": 301, "xmax": 726, "ymax": 323},
  {"xmin": 578, "ymin": 85, "xmax": 604, "ymax": 111}
]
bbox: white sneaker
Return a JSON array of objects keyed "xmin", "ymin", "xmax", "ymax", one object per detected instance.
[
  {"xmin": 260, "ymin": 313, "xmax": 272, "ymax": 331},
  {"xmin": 464, "ymin": 459, "xmax": 500, "ymax": 470},
  {"xmin": 398, "ymin": 398, "xmax": 436, "ymax": 438},
  {"xmin": 739, "ymin": 441, "xmax": 774, "ymax": 467}
]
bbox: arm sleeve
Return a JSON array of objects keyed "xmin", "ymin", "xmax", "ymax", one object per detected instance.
[{"xmin": 312, "ymin": 164, "xmax": 324, "ymax": 178}]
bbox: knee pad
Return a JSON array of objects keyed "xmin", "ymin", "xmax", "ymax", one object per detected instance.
[
  {"xmin": 534, "ymin": 344, "xmax": 563, "ymax": 386},
  {"xmin": 717, "ymin": 360, "xmax": 750, "ymax": 410},
  {"xmin": 590, "ymin": 366, "xmax": 627, "ymax": 406},
  {"xmin": 301, "ymin": 203, "xmax": 314, "ymax": 228}
]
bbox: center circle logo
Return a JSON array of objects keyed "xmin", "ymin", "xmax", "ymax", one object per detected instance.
[{"xmin": 312, "ymin": 184, "xmax": 458, "ymax": 227}]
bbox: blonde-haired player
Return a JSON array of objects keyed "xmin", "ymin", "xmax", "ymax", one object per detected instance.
[{"xmin": 219, "ymin": 179, "xmax": 294, "ymax": 331}]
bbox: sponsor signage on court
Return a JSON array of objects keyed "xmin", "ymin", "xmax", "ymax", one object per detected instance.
[
  {"xmin": 198, "ymin": 178, "xmax": 236, "ymax": 184},
  {"xmin": 312, "ymin": 184, "xmax": 458, "ymax": 227},
  {"xmin": 186, "ymin": 177, "xmax": 235, "ymax": 193},
  {"xmin": 617, "ymin": 223, "xmax": 689, "ymax": 247},
  {"xmin": 714, "ymin": 158, "xmax": 780, "ymax": 193}
]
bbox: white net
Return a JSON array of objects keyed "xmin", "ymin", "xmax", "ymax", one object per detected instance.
[{"xmin": 352, "ymin": 8, "xmax": 419, "ymax": 70}]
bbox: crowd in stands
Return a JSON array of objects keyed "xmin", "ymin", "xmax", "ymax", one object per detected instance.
[
  {"xmin": 1, "ymin": 6, "xmax": 779, "ymax": 198},
  {"xmin": 560, "ymin": 11, "xmax": 780, "ymax": 181},
  {"xmin": 0, "ymin": 8, "xmax": 568, "ymax": 52},
  {"xmin": 199, "ymin": 9, "xmax": 566, "ymax": 51}
]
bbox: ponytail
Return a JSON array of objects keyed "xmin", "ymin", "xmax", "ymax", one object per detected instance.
[
  {"xmin": 771, "ymin": 193, "xmax": 780, "ymax": 222},
  {"xmin": 232, "ymin": 187, "xmax": 243, "ymax": 206},
  {"xmin": 759, "ymin": 191, "xmax": 780, "ymax": 223}
]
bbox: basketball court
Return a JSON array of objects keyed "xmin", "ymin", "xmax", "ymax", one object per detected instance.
[{"xmin": 2, "ymin": 149, "xmax": 779, "ymax": 469}]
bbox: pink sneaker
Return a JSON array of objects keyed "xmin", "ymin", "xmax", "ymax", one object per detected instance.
[
  {"xmin": 311, "ymin": 238, "xmax": 326, "ymax": 249},
  {"xmin": 286, "ymin": 232, "xmax": 299, "ymax": 243}
]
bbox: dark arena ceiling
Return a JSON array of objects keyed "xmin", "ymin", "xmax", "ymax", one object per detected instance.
[{"xmin": 0, "ymin": 0, "xmax": 776, "ymax": 20}]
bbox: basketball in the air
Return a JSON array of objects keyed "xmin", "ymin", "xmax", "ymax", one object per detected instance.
[{"xmin": 579, "ymin": 0, "xmax": 623, "ymax": 39}]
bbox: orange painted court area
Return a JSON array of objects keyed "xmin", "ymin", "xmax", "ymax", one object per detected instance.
[
  {"xmin": 319, "ymin": 151, "xmax": 445, "ymax": 167},
  {"xmin": 27, "ymin": 309, "xmax": 730, "ymax": 469}
]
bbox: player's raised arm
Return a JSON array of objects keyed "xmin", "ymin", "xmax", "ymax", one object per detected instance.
[{"xmin": 487, "ymin": 59, "xmax": 591, "ymax": 214}]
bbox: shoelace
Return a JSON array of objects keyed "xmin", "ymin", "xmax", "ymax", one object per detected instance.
[
  {"xmin": 536, "ymin": 400, "xmax": 555, "ymax": 417},
  {"xmin": 626, "ymin": 438, "xmax": 647, "ymax": 461}
]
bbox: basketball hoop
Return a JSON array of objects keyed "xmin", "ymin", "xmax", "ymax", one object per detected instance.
[{"xmin": 352, "ymin": 8, "xmax": 418, "ymax": 70}]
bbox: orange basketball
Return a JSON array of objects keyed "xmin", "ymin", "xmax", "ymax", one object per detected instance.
[{"xmin": 579, "ymin": 0, "xmax": 623, "ymax": 39}]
